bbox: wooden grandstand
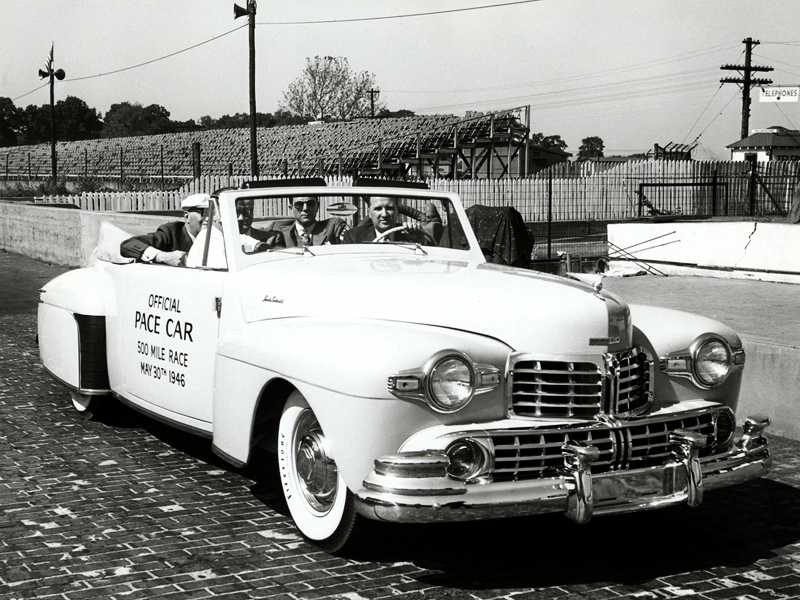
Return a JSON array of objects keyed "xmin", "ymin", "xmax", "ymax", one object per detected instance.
[{"xmin": 1, "ymin": 106, "xmax": 567, "ymax": 184}]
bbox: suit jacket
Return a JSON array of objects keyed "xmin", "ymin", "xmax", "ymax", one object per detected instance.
[
  {"xmin": 342, "ymin": 220, "xmax": 432, "ymax": 245},
  {"xmin": 120, "ymin": 221, "xmax": 192, "ymax": 261},
  {"xmin": 279, "ymin": 218, "xmax": 347, "ymax": 247},
  {"xmin": 246, "ymin": 227, "xmax": 286, "ymax": 250}
]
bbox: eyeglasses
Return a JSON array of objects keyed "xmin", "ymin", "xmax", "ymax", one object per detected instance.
[{"xmin": 293, "ymin": 200, "xmax": 317, "ymax": 210}]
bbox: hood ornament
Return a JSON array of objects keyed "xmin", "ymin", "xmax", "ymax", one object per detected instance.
[{"xmin": 567, "ymin": 272, "xmax": 604, "ymax": 294}]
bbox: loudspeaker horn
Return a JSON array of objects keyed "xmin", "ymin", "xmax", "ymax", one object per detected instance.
[
  {"xmin": 233, "ymin": 3, "xmax": 248, "ymax": 19},
  {"xmin": 38, "ymin": 69, "xmax": 50, "ymax": 79},
  {"xmin": 54, "ymin": 69, "xmax": 65, "ymax": 80}
]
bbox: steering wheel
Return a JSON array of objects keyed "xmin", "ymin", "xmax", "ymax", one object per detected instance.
[{"xmin": 372, "ymin": 224, "xmax": 407, "ymax": 243}]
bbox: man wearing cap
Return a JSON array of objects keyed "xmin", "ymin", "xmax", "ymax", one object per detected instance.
[
  {"xmin": 278, "ymin": 196, "xmax": 348, "ymax": 247},
  {"xmin": 120, "ymin": 193, "xmax": 209, "ymax": 266}
]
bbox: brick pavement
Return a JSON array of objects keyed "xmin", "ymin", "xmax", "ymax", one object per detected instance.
[{"xmin": 2, "ymin": 252, "xmax": 800, "ymax": 599}]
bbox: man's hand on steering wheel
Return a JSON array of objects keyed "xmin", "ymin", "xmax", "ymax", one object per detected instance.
[{"xmin": 373, "ymin": 222, "xmax": 421, "ymax": 243}]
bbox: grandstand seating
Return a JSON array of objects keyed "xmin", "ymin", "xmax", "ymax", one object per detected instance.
[{"xmin": 1, "ymin": 109, "xmax": 529, "ymax": 183}]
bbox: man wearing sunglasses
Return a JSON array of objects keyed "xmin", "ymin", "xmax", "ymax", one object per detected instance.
[{"xmin": 279, "ymin": 196, "xmax": 348, "ymax": 247}]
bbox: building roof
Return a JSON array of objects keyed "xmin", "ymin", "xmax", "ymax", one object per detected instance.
[{"xmin": 728, "ymin": 128, "xmax": 800, "ymax": 150}]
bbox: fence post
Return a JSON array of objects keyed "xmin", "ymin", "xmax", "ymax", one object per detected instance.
[
  {"xmin": 160, "ymin": 145, "xmax": 165, "ymax": 191},
  {"xmin": 711, "ymin": 169, "xmax": 717, "ymax": 216},
  {"xmin": 748, "ymin": 156, "xmax": 757, "ymax": 216},
  {"xmin": 192, "ymin": 142, "xmax": 201, "ymax": 180},
  {"xmin": 547, "ymin": 168, "xmax": 553, "ymax": 260}
]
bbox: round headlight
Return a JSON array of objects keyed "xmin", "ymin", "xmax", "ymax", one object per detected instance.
[
  {"xmin": 694, "ymin": 338, "xmax": 732, "ymax": 387},
  {"xmin": 428, "ymin": 356, "xmax": 474, "ymax": 412}
]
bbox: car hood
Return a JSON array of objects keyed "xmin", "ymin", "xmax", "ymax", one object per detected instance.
[{"xmin": 235, "ymin": 255, "xmax": 631, "ymax": 354}]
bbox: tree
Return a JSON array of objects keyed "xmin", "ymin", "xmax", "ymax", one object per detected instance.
[
  {"xmin": 199, "ymin": 110, "xmax": 308, "ymax": 130},
  {"xmin": 54, "ymin": 96, "xmax": 103, "ymax": 141},
  {"xmin": 376, "ymin": 108, "xmax": 415, "ymax": 119},
  {"xmin": 530, "ymin": 132, "xmax": 568, "ymax": 151},
  {"xmin": 280, "ymin": 56, "xmax": 385, "ymax": 121},
  {"xmin": 102, "ymin": 102, "xmax": 174, "ymax": 138},
  {"xmin": 19, "ymin": 103, "xmax": 50, "ymax": 145},
  {"xmin": 0, "ymin": 97, "xmax": 23, "ymax": 146},
  {"xmin": 577, "ymin": 136, "xmax": 604, "ymax": 160}
]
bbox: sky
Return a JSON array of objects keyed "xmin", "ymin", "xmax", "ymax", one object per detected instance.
[{"xmin": 2, "ymin": 0, "xmax": 800, "ymax": 160}]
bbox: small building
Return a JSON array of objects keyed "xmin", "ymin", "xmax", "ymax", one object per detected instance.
[{"xmin": 728, "ymin": 126, "xmax": 800, "ymax": 162}]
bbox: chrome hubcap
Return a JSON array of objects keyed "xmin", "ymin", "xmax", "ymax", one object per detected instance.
[{"xmin": 294, "ymin": 411, "xmax": 337, "ymax": 513}]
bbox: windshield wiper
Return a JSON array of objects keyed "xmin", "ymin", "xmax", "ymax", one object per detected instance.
[
  {"xmin": 382, "ymin": 242, "xmax": 428, "ymax": 256},
  {"xmin": 267, "ymin": 246, "xmax": 315, "ymax": 256}
]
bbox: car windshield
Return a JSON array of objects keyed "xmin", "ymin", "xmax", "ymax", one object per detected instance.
[{"xmin": 237, "ymin": 192, "xmax": 471, "ymax": 254}]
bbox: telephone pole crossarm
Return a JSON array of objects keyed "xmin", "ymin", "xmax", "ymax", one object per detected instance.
[{"xmin": 720, "ymin": 38, "xmax": 774, "ymax": 140}]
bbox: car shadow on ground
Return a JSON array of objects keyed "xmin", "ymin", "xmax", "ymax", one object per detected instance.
[
  {"xmin": 96, "ymin": 397, "xmax": 292, "ymax": 516},
  {"xmin": 93, "ymin": 400, "xmax": 800, "ymax": 589},
  {"xmin": 363, "ymin": 478, "xmax": 800, "ymax": 589}
]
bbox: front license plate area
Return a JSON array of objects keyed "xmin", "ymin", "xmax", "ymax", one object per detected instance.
[{"xmin": 593, "ymin": 465, "xmax": 686, "ymax": 506}]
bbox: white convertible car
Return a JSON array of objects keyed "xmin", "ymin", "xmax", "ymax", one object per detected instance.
[{"xmin": 38, "ymin": 179, "xmax": 771, "ymax": 553}]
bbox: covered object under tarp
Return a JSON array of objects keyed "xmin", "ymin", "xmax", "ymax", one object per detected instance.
[{"xmin": 465, "ymin": 204, "xmax": 534, "ymax": 269}]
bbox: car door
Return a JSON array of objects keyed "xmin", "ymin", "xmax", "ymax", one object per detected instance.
[{"xmin": 119, "ymin": 264, "xmax": 226, "ymax": 424}]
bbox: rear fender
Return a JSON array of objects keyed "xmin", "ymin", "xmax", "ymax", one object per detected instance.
[{"xmin": 38, "ymin": 266, "xmax": 115, "ymax": 394}]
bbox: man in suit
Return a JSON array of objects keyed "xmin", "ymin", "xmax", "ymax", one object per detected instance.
[
  {"xmin": 343, "ymin": 196, "xmax": 434, "ymax": 245},
  {"xmin": 120, "ymin": 193, "xmax": 209, "ymax": 266},
  {"xmin": 279, "ymin": 196, "xmax": 348, "ymax": 247},
  {"xmin": 186, "ymin": 197, "xmax": 284, "ymax": 269},
  {"xmin": 236, "ymin": 198, "xmax": 285, "ymax": 253}
]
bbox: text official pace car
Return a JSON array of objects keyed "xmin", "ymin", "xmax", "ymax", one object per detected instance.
[{"xmin": 38, "ymin": 180, "xmax": 771, "ymax": 553}]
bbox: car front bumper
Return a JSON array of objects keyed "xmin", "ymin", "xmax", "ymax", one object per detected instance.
[{"xmin": 355, "ymin": 415, "xmax": 771, "ymax": 524}]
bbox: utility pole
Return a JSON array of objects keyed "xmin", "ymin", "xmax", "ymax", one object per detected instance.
[
  {"xmin": 367, "ymin": 89, "xmax": 380, "ymax": 118},
  {"xmin": 38, "ymin": 44, "xmax": 65, "ymax": 187},
  {"xmin": 234, "ymin": 1, "xmax": 259, "ymax": 177},
  {"xmin": 721, "ymin": 38, "xmax": 773, "ymax": 140}
]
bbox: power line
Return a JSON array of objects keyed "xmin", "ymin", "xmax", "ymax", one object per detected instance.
[
  {"xmin": 12, "ymin": 82, "xmax": 49, "ymax": 102},
  {"xmin": 770, "ymin": 100, "xmax": 799, "ymax": 130},
  {"xmin": 683, "ymin": 83, "xmax": 724, "ymax": 144},
  {"xmin": 386, "ymin": 43, "xmax": 737, "ymax": 94},
  {"xmin": 690, "ymin": 89, "xmax": 740, "ymax": 143},
  {"xmin": 256, "ymin": 0, "xmax": 544, "ymax": 25},
  {"xmin": 414, "ymin": 69, "xmax": 718, "ymax": 112},
  {"xmin": 67, "ymin": 24, "xmax": 247, "ymax": 82}
]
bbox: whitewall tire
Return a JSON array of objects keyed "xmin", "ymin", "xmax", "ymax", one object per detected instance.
[
  {"xmin": 70, "ymin": 391, "xmax": 101, "ymax": 420},
  {"xmin": 278, "ymin": 390, "xmax": 359, "ymax": 553}
]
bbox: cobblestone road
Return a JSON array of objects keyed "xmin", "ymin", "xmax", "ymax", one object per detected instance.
[{"xmin": 2, "ymin": 252, "xmax": 800, "ymax": 600}]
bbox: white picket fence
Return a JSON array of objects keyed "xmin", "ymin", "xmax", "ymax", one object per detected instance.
[{"xmin": 37, "ymin": 160, "xmax": 800, "ymax": 221}]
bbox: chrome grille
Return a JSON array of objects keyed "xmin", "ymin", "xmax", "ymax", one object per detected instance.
[
  {"xmin": 489, "ymin": 409, "xmax": 721, "ymax": 482},
  {"xmin": 509, "ymin": 349, "xmax": 650, "ymax": 418},
  {"xmin": 510, "ymin": 360, "xmax": 602, "ymax": 418},
  {"xmin": 614, "ymin": 349, "xmax": 651, "ymax": 414},
  {"xmin": 491, "ymin": 427, "xmax": 616, "ymax": 482},
  {"xmin": 628, "ymin": 413, "xmax": 716, "ymax": 469}
]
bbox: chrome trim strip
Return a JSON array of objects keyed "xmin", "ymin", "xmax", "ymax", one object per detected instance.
[
  {"xmin": 212, "ymin": 444, "xmax": 246, "ymax": 468},
  {"xmin": 110, "ymin": 391, "xmax": 213, "ymax": 439},
  {"xmin": 42, "ymin": 363, "xmax": 110, "ymax": 396}
]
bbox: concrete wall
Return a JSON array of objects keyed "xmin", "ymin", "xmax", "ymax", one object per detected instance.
[
  {"xmin": 0, "ymin": 202, "xmax": 169, "ymax": 267},
  {"xmin": 739, "ymin": 337, "xmax": 800, "ymax": 440},
  {"xmin": 608, "ymin": 220, "xmax": 800, "ymax": 284}
]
